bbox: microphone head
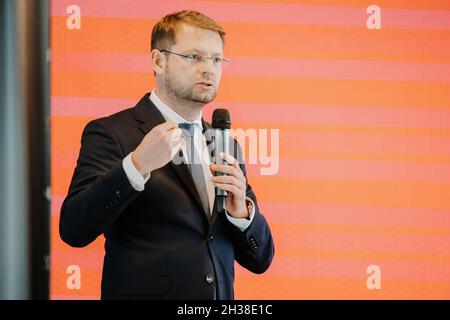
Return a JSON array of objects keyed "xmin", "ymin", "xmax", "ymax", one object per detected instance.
[{"xmin": 212, "ymin": 108, "xmax": 231, "ymax": 129}]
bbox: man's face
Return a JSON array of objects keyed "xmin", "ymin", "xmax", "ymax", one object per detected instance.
[{"xmin": 162, "ymin": 24, "xmax": 224, "ymax": 105}]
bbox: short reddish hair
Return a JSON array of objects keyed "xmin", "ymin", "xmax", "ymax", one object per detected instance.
[{"xmin": 151, "ymin": 10, "xmax": 226, "ymax": 51}]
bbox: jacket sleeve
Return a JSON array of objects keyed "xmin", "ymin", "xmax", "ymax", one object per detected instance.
[
  {"xmin": 59, "ymin": 119, "xmax": 140, "ymax": 248},
  {"xmin": 225, "ymin": 140, "xmax": 275, "ymax": 274}
]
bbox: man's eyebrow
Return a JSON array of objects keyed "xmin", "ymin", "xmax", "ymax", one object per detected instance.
[{"xmin": 183, "ymin": 49, "xmax": 223, "ymax": 56}]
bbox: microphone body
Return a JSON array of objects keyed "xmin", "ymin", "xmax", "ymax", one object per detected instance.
[
  {"xmin": 212, "ymin": 109, "xmax": 231, "ymax": 198},
  {"xmin": 214, "ymin": 127, "xmax": 229, "ymax": 197}
]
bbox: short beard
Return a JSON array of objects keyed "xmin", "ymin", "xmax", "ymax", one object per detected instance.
[{"xmin": 164, "ymin": 72, "xmax": 217, "ymax": 106}]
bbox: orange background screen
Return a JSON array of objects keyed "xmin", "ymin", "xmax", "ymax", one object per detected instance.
[{"xmin": 51, "ymin": 0, "xmax": 450, "ymax": 299}]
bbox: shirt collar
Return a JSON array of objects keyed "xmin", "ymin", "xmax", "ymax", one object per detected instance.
[{"xmin": 149, "ymin": 89, "xmax": 203, "ymax": 130}]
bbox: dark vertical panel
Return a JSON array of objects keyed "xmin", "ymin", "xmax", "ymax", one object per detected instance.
[{"xmin": 18, "ymin": 0, "xmax": 51, "ymax": 299}]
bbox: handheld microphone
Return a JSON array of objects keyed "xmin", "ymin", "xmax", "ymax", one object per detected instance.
[{"xmin": 212, "ymin": 109, "xmax": 231, "ymax": 197}]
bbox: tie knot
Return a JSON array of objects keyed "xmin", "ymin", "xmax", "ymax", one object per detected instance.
[{"xmin": 178, "ymin": 122, "xmax": 196, "ymax": 137}]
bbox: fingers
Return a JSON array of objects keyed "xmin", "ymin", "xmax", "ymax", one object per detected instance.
[
  {"xmin": 210, "ymin": 153, "xmax": 244, "ymax": 180},
  {"xmin": 210, "ymin": 164, "xmax": 240, "ymax": 177},
  {"xmin": 210, "ymin": 153, "xmax": 246, "ymax": 197},
  {"xmin": 213, "ymin": 183, "xmax": 244, "ymax": 200},
  {"xmin": 170, "ymin": 127, "xmax": 182, "ymax": 142},
  {"xmin": 157, "ymin": 121, "xmax": 181, "ymax": 144},
  {"xmin": 160, "ymin": 120, "xmax": 179, "ymax": 131},
  {"xmin": 220, "ymin": 152, "xmax": 240, "ymax": 169},
  {"xmin": 211, "ymin": 175, "xmax": 246, "ymax": 190}
]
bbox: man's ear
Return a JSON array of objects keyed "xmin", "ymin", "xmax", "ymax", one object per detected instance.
[{"xmin": 151, "ymin": 49, "xmax": 166, "ymax": 75}]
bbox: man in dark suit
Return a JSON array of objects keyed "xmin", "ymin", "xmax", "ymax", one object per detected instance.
[{"xmin": 59, "ymin": 10, "xmax": 274, "ymax": 300}]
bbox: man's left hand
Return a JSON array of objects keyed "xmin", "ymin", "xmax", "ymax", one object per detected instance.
[{"xmin": 209, "ymin": 152, "xmax": 249, "ymax": 219}]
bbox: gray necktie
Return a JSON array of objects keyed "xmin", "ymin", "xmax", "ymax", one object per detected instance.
[{"xmin": 179, "ymin": 123, "xmax": 211, "ymax": 218}]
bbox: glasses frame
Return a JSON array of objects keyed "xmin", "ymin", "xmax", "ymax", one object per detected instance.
[{"xmin": 159, "ymin": 49, "xmax": 230, "ymax": 66}]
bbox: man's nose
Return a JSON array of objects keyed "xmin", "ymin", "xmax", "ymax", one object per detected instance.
[{"xmin": 199, "ymin": 59, "xmax": 216, "ymax": 76}]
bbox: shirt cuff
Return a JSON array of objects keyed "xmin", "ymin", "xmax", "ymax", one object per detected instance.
[
  {"xmin": 122, "ymin": 152, "xmax": 150, "ymax": 192},
  {"xmin": 224, "ymin": 197, "xmax": 256, "ymax": 232}
]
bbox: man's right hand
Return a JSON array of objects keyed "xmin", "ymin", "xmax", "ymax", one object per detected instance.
[{"xmin": 131, "ymin": 121, "xmax": 182, "ymax": 176}]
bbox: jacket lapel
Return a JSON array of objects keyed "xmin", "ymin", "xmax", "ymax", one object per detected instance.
[{"xmin": 133, "ymin": 93, "xmax": 210, "ymax": 222}]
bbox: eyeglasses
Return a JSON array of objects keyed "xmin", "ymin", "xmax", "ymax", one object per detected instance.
[{"xmin": 159, "ymin": 49, "xmax": 230, "ymax": 66}]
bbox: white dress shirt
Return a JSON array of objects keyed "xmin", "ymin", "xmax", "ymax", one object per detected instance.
[{"xmin": 122, "ymin": 90, "xmax": 255, "ymax": 231}]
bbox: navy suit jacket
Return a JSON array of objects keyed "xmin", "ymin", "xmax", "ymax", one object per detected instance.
[{"xmin": 59, "ymin": 93, "xmax": 275, "ymax": 299}]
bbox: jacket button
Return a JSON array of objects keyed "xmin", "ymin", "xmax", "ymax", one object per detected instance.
[
  {"xmin": 115, "ymin": 190, "xmax": 121, "ymax": 198},
  {"xmin": 205, "ymin": 273, "xmax": 214, "ymax": 284},
  {"xmin": 208, "ymin": 235, "xmax": 214, "ymax": 241}
]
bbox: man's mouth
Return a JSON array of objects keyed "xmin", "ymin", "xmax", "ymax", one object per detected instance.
[{"xmin": 196, "ymin": 81, "xmax": 214, "ymax": 88}]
